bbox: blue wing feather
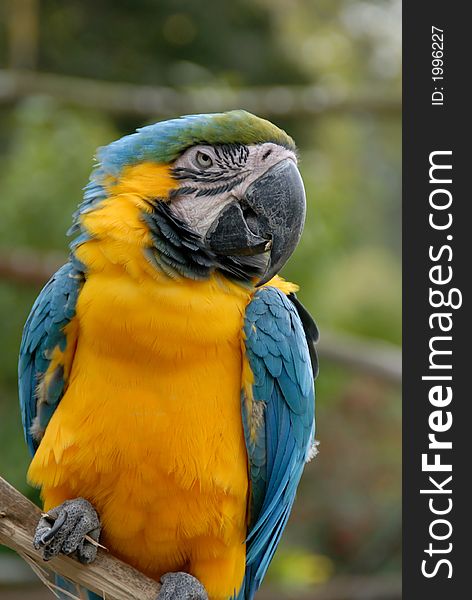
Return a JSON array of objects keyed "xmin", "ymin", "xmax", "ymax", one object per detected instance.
[
  {"xmin": 239, "ymin": 287, "xmax": 316, "ymax": 599},
  {"xmin": 18, "ymin": 262, "xmax": 84, "ymax": 456}
]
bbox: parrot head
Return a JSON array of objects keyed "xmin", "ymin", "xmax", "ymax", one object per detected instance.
[{"xmin": 74, "ymin": 110, "xmax": 306, "ymax": 286}]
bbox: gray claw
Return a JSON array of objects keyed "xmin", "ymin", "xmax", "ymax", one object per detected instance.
[
  {"xmin": 33, "ymin": 498, "xmax": 101, "ymax": 563},
  {"xmin": 40, "ymin": 511, "xmax": 67, "ymax": 543},
  {"xmin": 158, "ymin": 572, "xmax": 208, "ymax": 600}
]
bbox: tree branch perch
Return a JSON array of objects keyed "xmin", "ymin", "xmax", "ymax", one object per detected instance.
[
  {"xmin": 0, "ymin": 69, "xmax": 401, "ymax": 119},
  {"xmin": 0, "ymin": 476, "xmax": 161, "ymax": 600}
]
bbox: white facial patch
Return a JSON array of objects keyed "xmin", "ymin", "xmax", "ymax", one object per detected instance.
[{"xmin": 170, "ymin": 142, "xmax": 297, "ymax": 237}]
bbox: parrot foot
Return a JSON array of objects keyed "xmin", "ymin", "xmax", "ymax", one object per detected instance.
[
  {"xmin": 158, "ymin": 572, "xmax": 208, "ymax": 600},
  {"xmin": 33, "ymin": 497, "xmax": 101, "ymax": 564}
]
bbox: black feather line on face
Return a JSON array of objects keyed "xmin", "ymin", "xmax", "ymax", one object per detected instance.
[
  {"xmin": 172, "ymin": 168, "xmax": 246, "ymax": 184},
  {"xmin": 215, "ymin": 143, "xmax": 249, "ymax": 168},
  {"xmin": 195, "ymin": 178, "xmax": 244, "ymax": 197},
  {"xmin": 172, "ymin": 143, "xmax": 250, "ymax": 184},
  {"xmin": 142, "ymin": 201, "xmax": 267, "ymax": 284}
]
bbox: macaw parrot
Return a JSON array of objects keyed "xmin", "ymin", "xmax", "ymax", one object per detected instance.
[{"xmin": 18, "ymin": 110, "xmax": 319, "ymax": 600}]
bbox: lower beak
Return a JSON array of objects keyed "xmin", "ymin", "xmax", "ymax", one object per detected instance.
[{"xmin": 205, "ymin": 159, "xmax": 306, "ymax": 285}]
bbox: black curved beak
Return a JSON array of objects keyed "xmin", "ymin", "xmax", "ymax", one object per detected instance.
[{"xmin": 205, "ymin": 159, "xmax": 306, "ymax": 285}]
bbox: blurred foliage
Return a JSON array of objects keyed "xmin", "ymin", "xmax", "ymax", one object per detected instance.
[
  {"xmin": 266, "ymin": 548, "xmax": 335, "ymax": 587},
  {"xmin": 35, "ymin": 0, "xmax": 309, "ymax": 86},
  {"xmin": 0, "ymin": 0, "xmax": 401, "ymax": 591},
  {"xmin": 0, "ymin": 99, "xmax": 115, "ymax": 250}
]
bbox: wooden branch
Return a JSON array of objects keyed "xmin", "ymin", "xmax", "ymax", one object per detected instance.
[
  {"xmin": 0, "ymin": 250, "xmax": 63, "ymax": 287},
  {"xmin": 318, "ymin": 331, "xmax": 401, "ymax": 385},
  {"xmin": 0, "ymin": 476, "xmax": 161, "ymax": 600},
  {"xmin": 0, "ymin": 69, "xmax": 401, "ymax": 119}
]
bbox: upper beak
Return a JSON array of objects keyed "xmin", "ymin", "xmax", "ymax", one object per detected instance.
[{"xmin": 205, "ymin": 158, "xmax": 306, "ymax": 285}]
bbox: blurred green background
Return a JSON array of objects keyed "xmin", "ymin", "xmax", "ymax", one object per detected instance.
[{"xmin": 0, "ymin": 1, "xmax": 401, "ymax": 598}]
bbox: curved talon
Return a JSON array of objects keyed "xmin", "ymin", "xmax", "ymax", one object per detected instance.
[
  {"xmin": 40, "ymin": 511, "xmax": 67, "ymax": 544},
  {"xmin": 33, "ymin": 498, "xmax": 101, "ymax": 563}
]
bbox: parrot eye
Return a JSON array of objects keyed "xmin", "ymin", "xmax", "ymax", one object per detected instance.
[{"xmin": 195, "ymin": 151, "xmax": 213, "ymax": 169}]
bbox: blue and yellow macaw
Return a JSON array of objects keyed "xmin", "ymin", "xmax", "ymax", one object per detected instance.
[{"xmin": 18, "ymin": 110, "xmax": 318, "ymax": 600}]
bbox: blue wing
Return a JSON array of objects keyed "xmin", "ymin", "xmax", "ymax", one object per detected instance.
[
  {"xmin": 18, "ymin": 262, "xmax": 84, "ymax": 456},
  {"xmin": 239, "ymin": 286, "xmax": 317, "ymax": 600}
]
